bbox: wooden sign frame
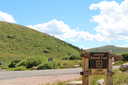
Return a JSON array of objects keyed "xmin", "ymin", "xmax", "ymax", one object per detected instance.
[{"xmin": 80, "ymin": 50, "xmax": 113, "ymax": 85}]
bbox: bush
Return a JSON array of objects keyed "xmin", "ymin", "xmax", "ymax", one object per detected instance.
[
  {"xmin": 69, "ymin": 55, "xmax": 80, "ymax": 60},
  {"xmin": 114, "ymin": 60, "xmax": 124, "ymax": 65},
  {"xmin": 62, "ymin": 55, "xmax": 80, "ymax": 60},
  {"xmin": 0, "ymin": 61, "xmax": 2, "ymax": 65},
  {"xmin": 16, "ymin": 57, "xmax": 41, "ymax": 68},
  {"xmin": 37, "ymin": 63, "xmax": 52, "ymax": 69},
  {"xmin": 8, "ymin": 59, "xmax": 21, "ymax": 68},
  {"xmin": 122, "ymin": 53, "xmax": 128, "ymax": 61},
  {"xmin": 37, "ymin": 62, "xmax": 57, "ymax": 70}
]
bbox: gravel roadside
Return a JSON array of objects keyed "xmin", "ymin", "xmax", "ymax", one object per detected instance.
[{"xmin": 0, "ymin": 74, "xmax": 80, "ymax": 85}]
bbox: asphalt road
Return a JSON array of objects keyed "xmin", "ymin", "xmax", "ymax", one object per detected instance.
[
  {"xmin": 0, "ymin": 68, "xmax": 81, "ymax": 80},
  {"xmin": 0, "ymin": 66, "xmax": 120, "ymax": 80}
]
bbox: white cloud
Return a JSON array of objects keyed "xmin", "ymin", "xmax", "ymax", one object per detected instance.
[
  {"xmin": 28, "ymin": 19, "xmax": 71, "ymax": 35},
  {"xmin": 28, "ymin": 19, "xmax": 96, "ymax": 42},
  {"xmin": 90, "ymin": 0, "xmax": 128, "ymax": 41},
  {"xmin": 27, "ymin": 19, "xmax": 112, "ymax": 42},
  {"xmin": 0, "ymin": 11, "xmax": 16, "ymax": 23},
  {"xmin": 28, "ymin": 0, "xmax": 128, "ymax": 44},
  {"xmin": 28, "ymin": 19, "xmax": 110, "ymax": 42}
]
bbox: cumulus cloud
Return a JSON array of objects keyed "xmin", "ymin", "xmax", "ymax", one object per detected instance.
[
  {"xmin": 28, "ymin": 0, "xmax": 128, "ymax": 43},
  {"xmin": 90, "ymin": 0, "xmax": 128, "ymax": 40},
  {"xmin": 27, "ymin": 19, "xmax": 111, "ymax": 42},
  {"xmin": 0, "ymin": 11, "xmax": 16, "ymax": 23},
  {"xmin": 28, "ymin": 19, "xmax": 98, "ymax": 42}
]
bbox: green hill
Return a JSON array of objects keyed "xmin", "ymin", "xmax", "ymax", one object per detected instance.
[
  {"xmin": 87, "ymin": 45, "xmax": 128, "ymax": 54},
  {"xmin": 0, "ymin": 21, "xmax": 80, "ymax": 70}
]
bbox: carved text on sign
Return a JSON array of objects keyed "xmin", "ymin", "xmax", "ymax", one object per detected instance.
[{"xmin": 89, "ymin": 52, "xmax": 109, "ymax": 69}]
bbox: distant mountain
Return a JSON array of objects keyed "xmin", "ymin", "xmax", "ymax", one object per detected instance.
[{"xmin": 87, "ymin": 45, "xmax": 128, "ymax": 54}]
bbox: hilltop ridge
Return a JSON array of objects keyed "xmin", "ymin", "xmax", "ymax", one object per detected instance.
[{"xmin": 88, "ymin": 45, "xmax": 128, "ymax": 54}]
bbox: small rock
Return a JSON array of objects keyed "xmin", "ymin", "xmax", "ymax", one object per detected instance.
[{"xmin": 97, "ymin": 79, "xmax": 104, "ymax": 85}]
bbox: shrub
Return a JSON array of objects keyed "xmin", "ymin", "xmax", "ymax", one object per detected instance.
[
  {"xmin": 69, "ymin": 55, "xmax": 80, "ymax": 60},
  {"xmin": 0, "ymin": 61, "xmax": 3, "ymax": 65},
  {"xmin": 16, "ymin": 57, "xmax": 41, "ymax": 68},
  {"xmin": 37, "ymin": 63, "xmax": 45, "ymax": 69},
  {"xmin": 43, "ymin": 49, "xmax": 49, "ymax": 53},
  {"xmin": 7, "ymin": 35, "xmax": 15, "ymax": 39},
  {"xmin": 8, "ymin": 59, "xmax": 21, "ymax": 68},
  {"xmin": 62, "ymin": 55, "xmax": 80, "ymax": 60},
  {"xmin": 37, "ymin": 63, "xmax": 52, "ymax": 69},
  {"xmin": 122, "ymin": 53, "xmax": 128, "ymax": 61},
  {"xmin": 37, "ymin": 62, "xmax": 57, "ymax": 70},
  {"xmin": 114, "ymin": 60, "xmax": 124, "ymax": 65}
]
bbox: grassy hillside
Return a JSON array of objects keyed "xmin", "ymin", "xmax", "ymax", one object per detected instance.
[
  {"xmin": 88, "ymin": 45, "xmax": 128, "ymax": 54},
  {"xmin": 0, "ymin": 21, "xmax": 80, "ymax": 70}
]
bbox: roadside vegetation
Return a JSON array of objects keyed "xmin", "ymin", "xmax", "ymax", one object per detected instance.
[
  {"xmin": 122, "ymin": 53, "xmax": 128, "ymax": 61},
  {"xmin": 114, "ymin": 60, "xmax": 128, "ymax": 66},
  {"xmin": 91, "ymin": 70, "xmax": 128, "ymax": 85},
  {"xmin": 114, "ymin": 53, "xmax": 128, "ymax": 66},
  {"xmin": 0, "ymin": 56, "xmax": 81, "ymax": 71}
]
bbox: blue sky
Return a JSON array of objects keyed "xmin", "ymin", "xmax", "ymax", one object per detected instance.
[
  {"xmin": 0, "ymin": 0, "xmax": 128, "ymax": 49},
  {"xmin": 0, "ymin": 0, "xmax": 99, "ymax": 25}
]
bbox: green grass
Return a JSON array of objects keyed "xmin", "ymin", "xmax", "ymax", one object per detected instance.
[
  {"xmin": 0, "ymin": 21, "xmax": 80, "ymax": 70},
  {"xmin": 90, "ymin": 70, "xmax": 128, "ymax": 85},
  {"xmin": 114, "ymin": 60, "xmax": 125, "ymax": 65}
]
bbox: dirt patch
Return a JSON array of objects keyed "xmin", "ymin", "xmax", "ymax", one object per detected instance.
[{"xmin": 0, "ymin": 74, "xmax": 80, "ymax": 85}]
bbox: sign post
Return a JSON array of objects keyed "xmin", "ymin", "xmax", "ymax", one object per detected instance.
[
  {"xmin": 106, "ymin": 51, "xmax": 113, "ymax": 85},
  {"xmin": 81, "ymin": 51, "xmax": 89, "ymax": 85},
  {"xmin": 81, "ymin": 50, "xmax": 113, "ymax": 85}
]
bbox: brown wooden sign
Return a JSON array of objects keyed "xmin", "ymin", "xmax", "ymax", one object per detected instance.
[
  {"xmin": 89, "ymin": 52, "xmax": 109, "ymax": 69},
  {"xmin": 81, "ymin": 50, "xmax": 113, "ymax": 85}
]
